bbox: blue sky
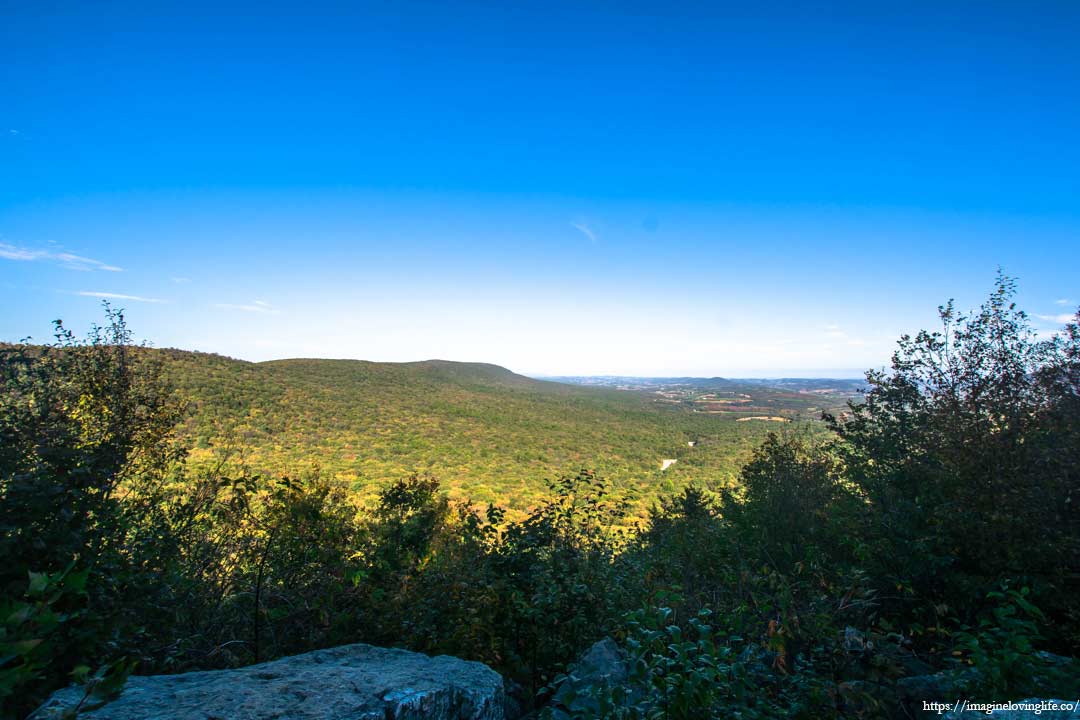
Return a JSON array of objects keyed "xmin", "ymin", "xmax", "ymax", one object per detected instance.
[{"xmin": 2, "ymin": 1, "xmax": 1078, "ymax": 376}]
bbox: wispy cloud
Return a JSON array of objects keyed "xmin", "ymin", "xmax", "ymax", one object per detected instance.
[
  {"xmin": 0, "ymin": 244, "xmax": 40, "ymax": 261},
  {"xmin": 77, "ymin": 291, "xmax": 166, "ymax": 304},
  {"xmin": 1055, "ymin": 298, "xmax": 1075, "ymax": 306},
  {"xmin": 571, "ymin": 221, "xmax": 597, "ymax": 243},
  {"xmin": 215, "ymin": 300, "xmax": 278, "ymax": 314},
  {"xmin": 1034, "ymin": 313, "xmax": 1076, "ymax": 324},
  {"xmin": 171, "ymin": 276, "xmax": 192, "ymax": 284},
  {"xmin": 0, "ymin": 242, "xmax": 123, "ymax": 272},
  {"xmin": 55, "ymin": 253, "xmax": 123, "ymax": 272}
]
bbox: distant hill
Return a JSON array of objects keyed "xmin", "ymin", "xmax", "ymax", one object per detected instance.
[
  {"xmin": 262, "ymin": 357, "xmax": 550, "ymax": 390},
  {"xmin": 542, "ymin": 374, "xmax": 866, "ymax": 395},
  {"xmin": 728, "ymin": 377, "xmax": 868, "ymax": 394},
  {"xmin": 143, "ymin": 350, "xmax": 852, "ymax": 513},
  {"xmin": 543, "ymin": 375, "xmax": 745, "ymax": 388}
]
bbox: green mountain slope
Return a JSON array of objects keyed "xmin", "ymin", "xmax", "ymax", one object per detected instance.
[{"xmin": 159, "ymin": 350, "xmax": 818, "ymax": 512}]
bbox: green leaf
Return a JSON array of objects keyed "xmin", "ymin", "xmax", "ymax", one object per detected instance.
[{"xmin": 27, "ymin": 572, "xmax": 49, "ymax": 597}]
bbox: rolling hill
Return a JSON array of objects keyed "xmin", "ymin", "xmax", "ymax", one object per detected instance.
[{"xmin": 157, "ymin": 350, "xmax": 853, "ymax": 513}]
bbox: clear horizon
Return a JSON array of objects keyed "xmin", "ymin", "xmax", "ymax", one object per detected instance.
[{"xmin": 3, "ymin": 2, "xmax": 1078, "ymax": 376}]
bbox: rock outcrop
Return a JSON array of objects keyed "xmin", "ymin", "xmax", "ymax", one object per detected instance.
[
  {"xmin": 549, "ymin": 638, "xmax": 630, "ymax": 716},
  {"xmin": 31, "ymin": 644, "xmax": 505, "ymax": 720}
]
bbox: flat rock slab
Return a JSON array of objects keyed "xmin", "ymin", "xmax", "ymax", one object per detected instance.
[{"xmin": 31, "ymin": 644, "xmax": 505, "ymax": 720}]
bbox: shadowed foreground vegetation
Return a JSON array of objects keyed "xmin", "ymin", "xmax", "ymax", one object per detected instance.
[{"xmin": 2, "ymin": 277, "xmax": 1079, "ymax": 718}]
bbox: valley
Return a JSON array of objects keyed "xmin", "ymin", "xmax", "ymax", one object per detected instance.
[{"xmin": 160, "ymin": 350, "xmax": 862, "ymax": 514}]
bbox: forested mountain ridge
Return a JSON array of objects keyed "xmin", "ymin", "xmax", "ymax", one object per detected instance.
[
  {"xmin": 155, "ymin": 349, "xmax": 830, "ymax": 512},
  {"xmin": 0, "ymin": 342, "xmax": 850, "ymax": 515},
  {"xmin": 159, "ymin": 349, "xmax": 829, "ymax": 511}
]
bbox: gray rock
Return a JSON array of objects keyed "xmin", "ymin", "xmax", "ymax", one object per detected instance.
[
  {"xmin": 894, "ymin": 652, "xmax": 934, "ymax": 679},
  {"xmin": 895, "ymin": 651, "xmax": 1079, "ymax": 717},
  {"xmin": 944, "ymin": 698, "xmax": 1079, "ymax": 719},
  {"xmin": 896, "ymin": 669, "xmax": 968, "ymax": 702},
  {"xmin": 551, "ymin": 638, "xmax": 629, "ymax": 714},
  {"xmin": 31, "ymin": 644, "xmax": 505, "ymax": 720},
  {"xmin": 1037, "ymin": 652, "xmax": 1078, "ymax": 669},
  {"xmin": 843, "ymin": 626, "xmax": 869, "ymax": 652},
  {"xmin": 571, "ymin": 638, "xmax": 628, "ymax": 688}
]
